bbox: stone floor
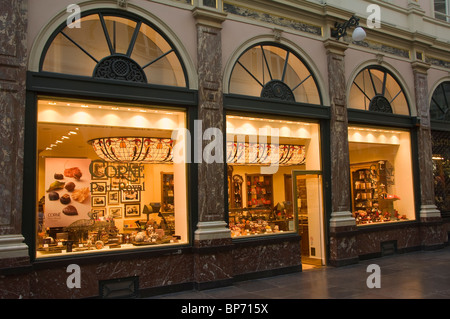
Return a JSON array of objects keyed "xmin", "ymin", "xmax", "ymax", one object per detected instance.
[{"xmin": 148, "ymin": 246, "xmax": 450, "ymax": 299}]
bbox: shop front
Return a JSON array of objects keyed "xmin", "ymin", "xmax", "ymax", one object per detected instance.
[
  {"xmin": 2, "ymin": 0, "xmax": 450, "ymax": 299},
  {"xmin": 224, "ymin": 42, "xmax": 329, "ymax": 268},
  {"xmin": 21, "ymin": 7, "xmax": 200, "ymax": 298}
]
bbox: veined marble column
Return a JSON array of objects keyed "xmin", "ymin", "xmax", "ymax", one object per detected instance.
[
  {"xmin": 192, "ymin": 5, "xmax": 232, "ymax": 289},
  {"xmin": 0, "ymin": 0, "xmax": 29, "ymax": 264},
  {"xmin": 324, "ymin": 39, "xmax": 358, "ymax": 266},
  {"xmin": 412, "ymin": 61, "xmax": 445, "ymax": 249}
]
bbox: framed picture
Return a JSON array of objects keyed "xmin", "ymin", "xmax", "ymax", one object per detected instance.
[
  {"xmin": 108, "ymin": 190, "xmax": 119, "ymax": 205},
  {"xmin": 92, "ymin": 195, "xmax": 106, "ymax": 207},
  {"xmin": 92, "ymin": 208, "xmax": 106, "ymax": 218},
  {"xmin": 91, "ymin": 161, "xmax": 107, "ymax": 180},
  {"xmin": 121, "ymin": 189, "xmax": 140, "ymax": 203},
  {"xmin": 108, "ymin": 206, "xmax": 122, "ymax": 218},
  {"xmin": 91, "ymin": 181, "xmax": 107, "ymax": 195},
  {"xmin": 125, "ymin": 204, "xmax": 140, "ymax": 217}
]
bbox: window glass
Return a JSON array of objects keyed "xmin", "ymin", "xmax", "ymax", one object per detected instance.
[
  {"xmin": 348, "ymin": 126, "xmax": 416, "ymax": 225},
  {"xmin": 434, "ymin": 0, "xmax": 449, "ymax": 21},
  {"xmin": 36, "ymin": 98, "xmax": 188, "ymax": 258},
  {"xmin": 349, "ymin": 67, "xmax": 409, "ymax": 115},
  {"xmin": 42, "ymin": 13, "xmax": 187, "ymax": 87},
  {"xmin": 432, "ymin": 130, "xmax": 450, "ymax": 217},
  {"xmin": 226, "ymin": 115, "xmax": 321, "ymax": 238},
  {"xmin": 430, "ymin": 81, "xmax": 450, "ymax": 121},
  {"xmin": 229, "ymin": 44, "xmax": 321, "ymax": 105}
]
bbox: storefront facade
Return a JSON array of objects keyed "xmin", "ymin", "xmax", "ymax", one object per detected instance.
[{"xmin": 1, "ymin": 0, "xmax": 449, "ymax": 298}]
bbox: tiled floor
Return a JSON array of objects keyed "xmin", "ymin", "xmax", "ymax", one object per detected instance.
[{"xmin": 149, "ymin": 246, "xmax": 450, "ymax": 299}]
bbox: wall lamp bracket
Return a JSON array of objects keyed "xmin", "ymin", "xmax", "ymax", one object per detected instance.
[{"xmin": 331, "ymin": 15, "xmax": 366, "ymax": 41}]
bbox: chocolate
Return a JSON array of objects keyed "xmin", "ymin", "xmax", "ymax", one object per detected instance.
[
  {"xmin": 60, "ymin": 194, "xmax": 71, "ymax": 204},
  {"xmin": 54, "ymin": 173, "xmax": 64, "ymax": 180},
  {"xmin": 64, "ymin": 167, "xmax": 82, "ymax": 180},
  {"xmin": 65, "ymin": 182, "xmax": 75, "ymax": 192},
  {"xmin": 48, "ymin": 191, "xmax": 59, "ymax": 201},
  {"xmin": 62, "ymin": 205, "xmax": 78, "ymax": 216}
]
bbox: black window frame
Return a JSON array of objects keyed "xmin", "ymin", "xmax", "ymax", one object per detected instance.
[{"xmin": 23, "ymin": 9, "xmax": 198, "ymax": 263}]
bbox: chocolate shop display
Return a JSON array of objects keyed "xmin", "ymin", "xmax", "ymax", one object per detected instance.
[
  {"xmin": 229, "ymin": 202, "xmax": 294, "ymax": 237},
  {"xmin": 37, "ymin": 159, "xmax": 178, "ymax": 256},
  {"xmin": 351, "ymin": 160, "xmax": 406, "ymax": 225}
]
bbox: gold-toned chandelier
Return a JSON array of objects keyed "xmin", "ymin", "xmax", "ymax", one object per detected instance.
[
  {"xmin": 88, "ymin": 137, "xmax": 173, "ymax": 163},
  {"xmin": 89, "ymin": 137, "xmax": 305, "ymax": 165},
  {"xmin": 226, "ymin": 142, "xmax": 306, "ymax": 166}
]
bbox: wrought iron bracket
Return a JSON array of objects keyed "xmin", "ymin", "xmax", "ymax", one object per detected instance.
[{"xmin": 331, "ymin": 15, "xmax": 360, "ymax": 40}]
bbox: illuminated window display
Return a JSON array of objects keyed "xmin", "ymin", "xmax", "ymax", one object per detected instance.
[
  {"xmin": 348, "ymin": 126, "xmax": 416, "ymax": 225},
  {"xmin": 36, "ymin": 98, "xmax": 188, "ymax": 257},
  {"xmin": 226, "ymin": 115, "xmax": 322, "ymax": 238}
]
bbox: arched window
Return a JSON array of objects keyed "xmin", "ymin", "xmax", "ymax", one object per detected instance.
[
  {"xmin": 29, "ymin": 10, "xmax": 192, "ymax": 259},
  {"xmin": 347, "ymin": 66, "xmax": 416, "ymax": 225},
  {"xmin": 228, "ymin": 43, "xmax": 321, "ymax": 105},
  {"xmin": 40, "ymin": 11, "xmax": 187, "ymax": 87},
  {"xmin": 349, "ymin": 66, "xmax": 409, "ymax": 115},
  {"xmin": 430, "ymin": 81, "xmax": 450, "ymax": 121},
  {"xmin": 430, "ymin": 81, "xmax": 450, "ymax": 216}
]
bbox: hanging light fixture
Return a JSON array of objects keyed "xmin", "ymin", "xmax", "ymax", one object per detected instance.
[
  {"xmin": 88, "ymin": 137, "xmax": 173, "ymax": 163},
  {"xmin": 226, "ymin": 142, "xmax": 306, "ymax": 166}
]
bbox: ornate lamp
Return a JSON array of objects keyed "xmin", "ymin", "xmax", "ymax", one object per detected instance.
[
  {"xmin": 88, "ymin": 137, "xmax": 173, "ymax": 163},
  {"xmin": 226, "ymin": 142, "xmax": 306, "ymax": 166},
  {"xmin": 331, "ymin": 15, "xmax": 366, "ymax": 41}
]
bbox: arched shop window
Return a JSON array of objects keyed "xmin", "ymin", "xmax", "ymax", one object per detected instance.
[
  {"xmin": 228, "ymin": 43, "xmax": 321, "ymax": 104},
  {"xmin": 41, "ymin": 11, "xmax": 187, "ymax": 87},
  {"xmin": 349, "ymin": 66, "xmax": 410, "ymax": 115},
  {"xmin": 225, "ymin": 40, "xmax": 325, "ymax": 266},
  {"xmin": 430, "ymin": 81, "xmax": 450, "ymax": 121},
  {"xmin": 348, "ymin": 66, "xmax": 415, "ymax": 225},
  {"xmin": 430, "ymin": 81, "xmax": 450, "ymax": 217},
  {"xmin": 33, "ymin": 10, "xmax": 190, "ymax": 258}
]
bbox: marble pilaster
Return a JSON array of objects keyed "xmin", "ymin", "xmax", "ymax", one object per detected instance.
[
  {"xmin": 192, "ymin": 5, "xmax": 233, "ymax": 288},
  {"xmin": 0, "ymin": 0, "xmax": 29, "ymax": 261},
  {"xmin": 324, "ymin": 39, "xmax": 358, "ymax": 266},
  {"xmin": 412, "ymin": 61, "xmax": 445, "ymax": 248}
]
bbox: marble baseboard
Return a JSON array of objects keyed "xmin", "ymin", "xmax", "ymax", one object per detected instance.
[{"xmin": 232, "ymin": 236, "xmax": 301, "ymax": 276}]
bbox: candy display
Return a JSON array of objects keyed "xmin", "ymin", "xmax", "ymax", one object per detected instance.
[
  {"xmin": 351, "ymin": 160, "xmax": 408, "ymax": 225},
  {"xmin": 229, "ymin": 203, "xmax": 294, "ymax": 237}
]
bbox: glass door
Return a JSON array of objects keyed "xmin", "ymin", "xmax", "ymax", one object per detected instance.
[{"xmin": 293, "ymin": 171, "xmax": 325, "ymax": 266}]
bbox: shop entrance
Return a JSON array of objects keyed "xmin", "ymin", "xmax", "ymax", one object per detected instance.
[{"xmin": 292, "ymin": 171, "xmax": 325, "ymax": 267}]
